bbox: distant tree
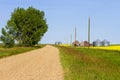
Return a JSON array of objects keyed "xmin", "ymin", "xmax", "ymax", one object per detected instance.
[
  {"xmin": 1, "ymin": 7, "xmax": 48, "ymax": 47},
  {"xmin": 0, "ymin": 26, "xmax": 15, "ymax": 47}
]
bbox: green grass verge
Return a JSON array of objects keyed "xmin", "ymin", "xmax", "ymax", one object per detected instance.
[
  {"xmin": 0, "ymin": 45, "xmax": 45, "ymax": 58},
  {"xmin": 57, "ymin": 46, "xmax": 120, "ymax": 80},
  {"xmin": 110, "ymin": 44, "xmax": 120, "ymax": 46},
  {"xmin": 76, "ymin": 48, "xmax": 120, "ymax": 66}
]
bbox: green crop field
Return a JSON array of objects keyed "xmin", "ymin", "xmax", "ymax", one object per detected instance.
[
  {"xmin": 0, "ymin": 44, "xmax": 45, "ymax": 58},
  {"xmin": 57, "ymin": 46, "xmax": 120, "ymax": 80}
]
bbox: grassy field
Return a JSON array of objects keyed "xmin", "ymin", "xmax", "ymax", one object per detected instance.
[
  {"xmin": 58, "ymin": 46, "xmax": 120, "ymax": 80},
  {"xmin": 0, "ymin": 45, "xmax": 45, "ymax": 58}
]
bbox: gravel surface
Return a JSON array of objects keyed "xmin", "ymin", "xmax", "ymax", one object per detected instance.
[{"xmin": 0, "ymin": 45, "xmax": 64, "ymax": 80}]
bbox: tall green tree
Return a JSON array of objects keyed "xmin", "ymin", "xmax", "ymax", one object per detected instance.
[{"xmin": 1, "ymin": 7, "xmax": 48, "ymax": 46}]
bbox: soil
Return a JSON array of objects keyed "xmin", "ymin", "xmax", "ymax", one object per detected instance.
[{"xmin": 0, "ymin": 45, "xmax": 64, "ymax": 80}]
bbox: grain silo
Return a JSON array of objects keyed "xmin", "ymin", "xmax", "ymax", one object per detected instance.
[
  {"xmin": 102, "ymin": 40, "xmax": 110, "ymax": 46},
  {"xmin": 93, "ymin": 39, "xmax": 102, "ymax": 46}
]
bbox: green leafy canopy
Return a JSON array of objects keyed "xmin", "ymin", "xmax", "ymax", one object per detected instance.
[{"xmin": 0, "ymin": 7, "xmax": 48, "ymax": 47}]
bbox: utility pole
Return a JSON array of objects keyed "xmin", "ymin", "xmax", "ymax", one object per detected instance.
[
  {"xmin": 74, "ymin": 27, "xmax": 76, "ymax": 47},
  {"xmin": 88, "ymin": 17, "xmax": 90, "ymax": 48},
  {"xmin": 70, "ymin": 34, "xmax": 72, "ymax": 45}
]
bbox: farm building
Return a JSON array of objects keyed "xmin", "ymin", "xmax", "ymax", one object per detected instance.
[
  {"xmin": 80, "ymin": 41, "xmax": 89, "ymax": 47},
  {"xmin": 72, "ymin": 40, "xmax": 80, "ymax": 46},
  {"xmin": 93, "ymin": 39, "xmax": 110, "ymax": 46},
  {"xmin": 55, "ymin": 41, "xmax": 62, "ymax": 45}
]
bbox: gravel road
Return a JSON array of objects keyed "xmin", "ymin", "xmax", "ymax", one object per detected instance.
[{"xmin": 0, "ymin": 45, "xmax": 64, "ymax": 80}]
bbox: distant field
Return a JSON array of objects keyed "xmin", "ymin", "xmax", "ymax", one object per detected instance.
[
  {"xmin": 110, "ymin": 44, "xmax": 120, "ymax": 46},
  {"xmin": 0, "ymin": 45, "xmax": 44, "ymax": 58},
  {"xmin": 60, "ymin": 44, "xmax": 120, "ymax": 51},
  {"xmin": 91, "ymin": 46, "xmax": 120, "ymax": 51},
  {"xmin": 58, "ymin": 46, "xmax": 120, "ymax": 80},
  {"xmin": 60, "ymin": 44, "xmax": 72, "ymax": 46}
]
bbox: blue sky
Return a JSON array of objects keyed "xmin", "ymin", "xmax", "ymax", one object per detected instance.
[{"xmin": 0, "ymin": 0, "xmax": 120, "ymax": 44}]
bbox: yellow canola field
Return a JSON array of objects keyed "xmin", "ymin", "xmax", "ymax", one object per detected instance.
[
  {"xmin": 59, "ymin": 44, "xmax": 71, "ymax": 46},
  {"xmin": 59, "ymin": 44, "xmax": 120, "ymax": 51},
  {"xmin": 91, "ymin": 46, "xmax": 120, "ymax": 51}
]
